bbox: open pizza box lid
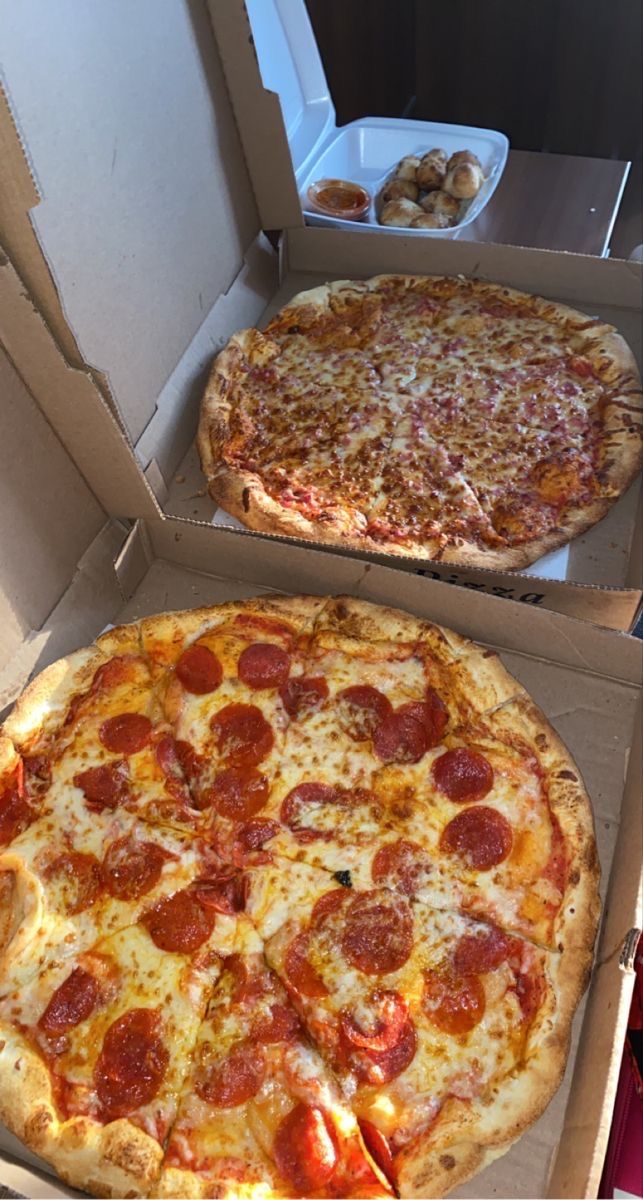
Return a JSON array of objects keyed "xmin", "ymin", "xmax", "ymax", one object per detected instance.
[
  {"xmin": 214, "ymin": 0, "xmax": 509, "ymax": 237},
  {"xmin": 0, "ymin": 0, "xmax": 641, "ymax": 632},
  {"xmin": 0, "ymin": 353, "xmax": 642, "ymax": 1197}
]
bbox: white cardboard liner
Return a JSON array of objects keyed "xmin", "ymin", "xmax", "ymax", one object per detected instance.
[{"xmin": 0, "ymin": 516, "xmax": 640, "ymax": 1199}]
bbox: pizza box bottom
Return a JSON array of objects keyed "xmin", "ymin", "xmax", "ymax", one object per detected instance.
[
  {"xmin": 150, "ymin": 237, "xmax": 643, "ymax": 632},
  {"xmin": 0, "ymin": 515, "xmax": 640, "ymax": 1200}
]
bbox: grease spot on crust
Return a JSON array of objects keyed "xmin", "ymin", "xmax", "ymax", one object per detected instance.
[{"xmin": 440, "ymin": 1154, "xmax": 456, "ymax": 1170}]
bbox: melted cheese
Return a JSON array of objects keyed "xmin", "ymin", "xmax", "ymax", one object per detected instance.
[{"xmin": 265, "ymin": 898, "xmax": 549, "ymax": 1149}]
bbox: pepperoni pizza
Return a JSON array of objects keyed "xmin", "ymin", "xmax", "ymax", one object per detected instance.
[
  {"xmin": 198, "ymin": 274, "xmax": 642, "ymax": 568},
  {"xmin": 0, "ymin": 595, "xmax": 600, "ymax": 1198}
]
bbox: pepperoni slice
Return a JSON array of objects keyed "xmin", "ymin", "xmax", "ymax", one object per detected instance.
[
  {"xmin": 153, "ymin": 738, "xmax": 192, "ymax": 809},
  {"xmin": 371, "ymin": 839, "xmax": 432, "ymax": 897},
  {"xmin": 395, "ymin": 700, "xmax": 446, "ymax": 749},
  {"xmin": 423, "ymin": 969, "xmax": 485, "ymax": 1035},
  {"xmin": 231, "ymin": 819, "xmax": 279, "ymax": 864},
  {"xmin": 284, "ymin": 932, "xmax": 328, "ymax": 998},
  {"xmin": 419, "ymin": 688, "xmax": 449, "ymax": 745},
  {"xmin": 101, "ymin": 837, "xmax": 173, "ymax": 899},
  {"xmin": 192, "ymin": 872, "xmax": 247, "ymax": 915},
  {"xmin": 340, "ymin": 991, "xmax": 408, "ymax": 1053},
  {"xmin": 73, "ymin": 760, "xmax": 130, "ymax": 811},
  {"xmin": 224, "ymin": 954, "xmax": 274, "ymax": 1004},
  {"xmin": 92, "ymin": 656, "xmax": 137, "ymax": 693},
  {"xmin": 141, "ymin": 889, "xmax": 215, "ymax": 953},
  {"xmin": 336, "ymin": 686, "xmax": 393, "ymax": 741},
  {"xmin": 210, "ymin": 704, "xmax": 274, "ymax": 767},
  {"xmin": 350, "ymin": 1020, "xmax": 417, "ymax": 1085},
  {"xmin": 342, "ymin": 892, "xmax": 413, "ymax": 975},
  {"xmin": 207, "ymin": 766, "xmax": 269, "ymax": 820},
  {"xmin": 514, "ymin": 971, "xmax": 546, "ymax": 1024},
  {"xmin": 280, "ymin": 782, "xmax": 340, "ymax": 843},
  {"xmin": 0, "ymin": 783, "xmax": 32, "ymax": 846},
  {"xmin": 64, "ymin": 692, "xmax": 87, "ymax": 728},
  {"xmin": 95, "ymin": 1008, "xmax": 168, "ymax": 1119},
  {"xmin": 195, "ymin": 1041, "xmax": 266, "ymax": 1107},
  {"xmin": 279, "ymin": 676, "xmax": 328, "ymax": 719},
  {"xmin": 273, "ymin": 1104, "xmax": 339, "ymax": 1194},
  {"xmin": 440, "ymin": 806, "xmax": 513, "ymax": 871},
  {"xmin": 311, "ymin": 888, "xmax": 351, "ymax": 927},
  {"xmin": 155, "ymin": 735, "xmax": 181, "ymax": 777},
  {"xmin": 372, "ymin": 709, "xmax": 428, "ymax": 764},
  {"xmin": 38, "ymin": 968, "xmax": 99, "ymax": 1034},
  {"xmin": 23, "ymin": 755, "xmax": 52, "ymax": 786},
  {"xmin": 45, "ymin": 851, "xmax": 102, "ymax": 914},
  {"xmin": 252, "ymin": 1002, "xmax": 300, "ymax": 1044},
  {"xmin": 174, "ymin": 739, "xmax": 204, "ymax": 789},
  {"xmin": 358, "ymin": 1120, "xmax": 395, "ymax": 1183},
  {"xmin": 237, "ymin": 643, "xmax": 291, "ymax": 689},
  {"xmin": 99, "ymin": 713, "xmax": 152, "ymax": 755},
  {"xmin": 432, "ymin": 748, "xmax": 494, "ymax": 803},
  {"xmin": 453, "ymin": 924, "xmax": 512, "ymax": 976},
  {"xmin": 175, "ymin": 643, "xmax": 223, "ymax": 694}
]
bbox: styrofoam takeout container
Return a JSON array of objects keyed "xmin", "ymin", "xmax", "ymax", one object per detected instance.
[{"xmin": 247, "ymin": 0, "xmax": 509, "ymax": 236}]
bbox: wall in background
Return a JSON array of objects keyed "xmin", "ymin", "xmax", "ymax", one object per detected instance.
[
  {"xmin": 305, "ymin": 0, "xmax": 642, "ymax": 161},
  {"xmin": 304, "ymin": 0, "xmax": 415, "ymax": 124}
]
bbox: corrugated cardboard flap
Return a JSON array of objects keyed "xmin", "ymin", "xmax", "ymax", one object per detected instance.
[
  {"xmin": 0, "ymin": 248, "xmax": 160, "ymax": 521},
  {"xmin": 206, "ymin": 0, "xmax": 303, "ymax": 230}
]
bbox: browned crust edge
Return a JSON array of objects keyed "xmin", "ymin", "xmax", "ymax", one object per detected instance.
[
  {"xmin": 0, "ymin": 1021, "xmax": 162, "ymax": 1197},
  {"xmin": 2, "ymin": 647, "xmax": 110, "ymax": 752},
  {"xmin": 395, "ymin": 918, "xmax": 594, "ymax": 1198},
  {"xmin": 490, "ymin": 694, "xmax": 601, "ymax": 962}
]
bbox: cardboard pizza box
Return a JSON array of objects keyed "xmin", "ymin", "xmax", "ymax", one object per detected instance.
[
  {"xmin": 0, "ymin": 367, "xmax": 641, "ymax": 1197},
  {"xmin": 0, "ymin": 1, "xmax": 641, "ymax": 629}
]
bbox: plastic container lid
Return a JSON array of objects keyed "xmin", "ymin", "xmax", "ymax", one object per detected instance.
[{"xmin": 244, "ymin": 0, "xmax": 335, "ymax": 177}]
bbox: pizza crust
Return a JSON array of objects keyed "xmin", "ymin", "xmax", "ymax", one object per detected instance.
[
  {"xmin": 396, "ymin": 926, "xmax": 592, "ymax": 1198},
  {"xmin": 0, "ymin": 1022, "xmax": 162, "ymax": 1197},
  {"xmin": 2, "ymin": 647, "xmax": 110, "ymax": 753},
  {"xmin": 198, "ymin": 274, "xmax": 642, "ymax": 571},
  {"xmin": 490, "ymin": 694, "xmax": 601, "ymax": 962},
  {"xmin": 0, "ymin": 596, "xmax": 601, "ymax": 1199}
]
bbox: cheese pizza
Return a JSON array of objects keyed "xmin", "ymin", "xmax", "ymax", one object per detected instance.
[
  {"xmin": 198, "ymin": 274, "xmax": 642, "ymax": 568},
  {"xmin": 0, "ymin": 595, "xmax": 600, "ymax": 1198}
]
